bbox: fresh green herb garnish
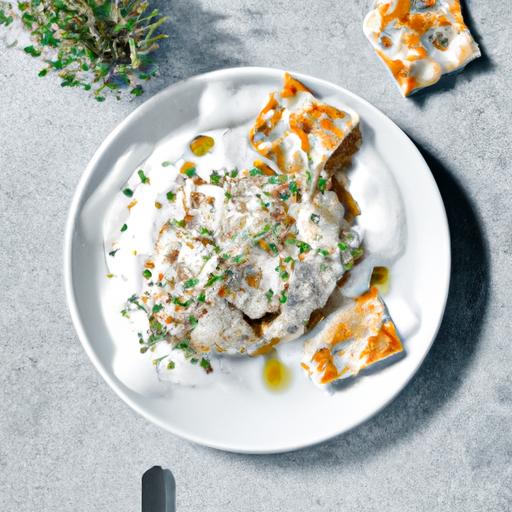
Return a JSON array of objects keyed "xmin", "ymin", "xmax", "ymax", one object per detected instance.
[
  {"xmin": 183, "ymin": 278, "xmax": 199, "ymax": 289},
  {"xmin": 167, "ymin": 360, "xmax": 176, "ymax": 370},
  {"xmin": 206, "ymin": 273, "xmax": 223, "ymax": 287},
  {"xmin": 127, "ymin": 294, "xmax": 148, "ymax": 313},
  {"xmin": 224, "ymin": 191, "xmax": 232, "ymax": 200},
  {"xmin": 152, "ymin": 304, "xmax": 163, "ymax": 313},
  {"xmin": 317, "ymin": 248, "xmax": 330, "ymax": 257},
  {"xmin": 268, "ymin": 175, "xmax": 287, "ymax": 185},
  {"xmin": 253, "ymin": 224, "xmax": 271, "ymax": 239},
  {"xmin": 197, "ymin": 292, "xmax": 206, "ymax": 303},
  {"xmin": 122, "ymin": 187, "xmax": 133, "ymax": 197},
  {"xmin": 232, "ymin": 254, "xmax": 246, "ymax": 264},
  {"xmin": 279, "ymin": 291, "xmax": 288, "ymax": 304},
  {"xmin": 210, "ymin": 171, "xmax": 221, "ymax": 185},
  {"xmin": 318, "ymin": 177, "xmax": 328, "ymax": 193},
  {"xmin": 109, "ymin": 249, "xmax": 119, "ymax": 257},
  {"xmin": 138, "ymin": 169, "xmax": 149, "ymax": 184},
  {"xmin": 265, "ymin": 289, "xmax": 274, "ymax": 302},
  {"xmin": 161, "ymin": 161, "xmax": 172, "ymax": 167},
  {"xmin": 188, "ymin": 315, "xmax": 198, "ymax": 327},
  {"xmin": 120, "ymin": 223, "xmax": 128, "ymax": 232},
  {"xmin": 173, "ymin": 297, "xmax": 192, "ymax": 308},
  {"xmin": 338, "ymin": 242, "xmax": 348, "ymax": 251},
  {"xmin": 166, "ymin": 191, "xmax": 176, "ymax": 202},
  {"xmin": 184, "ymin": 167, "xmax": 196, "ymax": 178},
  {"xmin": 6, "ymin": 0, "xmax": 168, "ymax": 99},
  {"xmin": 268, "ymin": 243, "xmax": 279, "ymax": 255},
  {"xmin": 306, "ymin": 170, "xmax": 312, "ymax": 184},
  {"xmin": 296, "ymin": 241, "xmax": 312, "ymax": 254},
  {"xmin": 230, "ymin": 169, "xmax": 239, "ymax": 178},
  {"xmin": 143, "ymin": 269, "xmax": 152, "ymax": 279},
  {"xmin": 250, "ymin": 167, "xmax": 263, "ymax": 176},
  {"xmin": 351, "ymin": 247, "xmax": 364, "ymax": 260},
  {"xmin": 173, "ymin": 219, "xmax": 186, "ymax": 228},
  {"xmin": 199, "ymin": 227, "xmax": 213, "ymax": 237},
  {"xmin": 200, "ymin": 357, "xmax": 213, "ymax": 373},
  {"xmin": 288, "ymin": 181, "xmax": 299, "ymax": 194}
]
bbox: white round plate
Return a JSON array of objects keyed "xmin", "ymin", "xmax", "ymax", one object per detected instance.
[{"xmin": 64, "ymin": 67, "xmax": 450, "ymax": 454}]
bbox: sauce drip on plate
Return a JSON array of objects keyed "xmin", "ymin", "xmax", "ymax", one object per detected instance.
[
  {"xmin": 262, "ymin": 352, "xmax": 291, "ymax": 392},
  {"xmin": 370, "ymin": 266, "xmax": 390, "ymax": 294}
]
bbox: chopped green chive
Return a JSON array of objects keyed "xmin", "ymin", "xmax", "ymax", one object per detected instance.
[
  {"xmin": 185, "ymin": 167, "xmax": 196, "ymax": 178},
  {"xmin": 24, "ymin": 45, "xmax": 41, "ymax": 57},
  {"xmin": 197, "ymin": 292, "xmax": 206, "ymax": 303},
  {"xmin": 268, "ymin": 175, "xmax": 287, "ymax": 185},
  {"xmin": 224, "ymin": 191, "xmax": 232, "ymax": 200},
  {"xmin": 206, "ymin": 274, "xmax": 223, "ymax": 287},
  {"xmin": 250, "ymin": 167, "xmax": 263, "ymax": 176},
  {"xmin": 167, "ymin": 361, "xmax": 176, "ymax": 370},
  {"xmin": 351, "ymin": 247, "xmax": 364, "ymax": 260},
  {"xmin": 318, "ymin": 177, "xmax": 328, "ymax": 193},
  {"xmin": 138, "ymin": 169, "xmax": 149, "ymax": 184},
  {"xmin": 210, "ymin": 171, "xmax": 221, "ymax": 185},
  {"xmin": 200, "ymin": 358, "xmax": 213, "ymax": 373},
  {"xmin": 297, "ymin": 241, "xmax": 312, "ymax": 254},
  {"xmin": 230, "ymin": 169, "xmax": 239, "ymax": 178},
  {"xmin": 265, "ymin": 289, "xmax": 274, "ymax": 302},
  {"xmin": 143, "ymin": 269, "xmax": 152, "ymax": 279},
  {"xmin": 317, "ymin": 248, "xmax": 330, "ymax": 257},
  {"xmin": 199, "ymin": 227, "xmax": 213, "ymax": 236},
  {"xmin": 166, "ymin": 191, "xmax": 176, "ymax": 202},
  {"xmin": 152, "ymin": 304, "xmax": 164, "ymax": 313},
  {"xmin": 268, "ymin": 243, "xmax": 279, "ymax": 255},
  {"xmin": 289, "ymin": 181, "xmax": 299, "ymax": 194},
  {"xmin": 161, "ymin": 161, "xmax": 172, "ymax": 167},
  {"xmin": 338, "ymin": 242, "xmax": 348, "ymax": 251},
  {"xmin": 122, "ymin": 188, "xmax": 133, "ymax": 197},
  {"xmin": 306, "ymin": 171, "xmax": 312, "ymax": 184},
  {"xmin": 173, "ymin": 297, "xmax": 192, "ymax": 308},
  {"xmin": 279, "ymin": 291, "xmax": 288, "ymax": 304},
  {"xmin": 120, "ymin": 224, "xmax": 128, "ymax": 232},
  {"xmin": 310, "ymin": 213, "xmax": 320, "ymax": 225},
  {"xmin": 109, "ymin": 249, "xmax": 119, "ymax": 257},
  {"xmin": 183, "ymin": 278, "xmax": 199, "ymax": 289},
  {"xmin": 189, "ymin": 315, "xmax": 198, "ymax": 327}
]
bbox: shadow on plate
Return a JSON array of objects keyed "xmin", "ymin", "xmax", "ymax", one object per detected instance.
[{"xmin": 219, "ymin": 138, "xmax": 489, "ymax": 465}]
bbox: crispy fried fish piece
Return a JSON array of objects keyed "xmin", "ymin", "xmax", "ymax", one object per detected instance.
[
  {"xmin": 301, "ymin": 287, "xmax": 403, "ymax": 387},
  {"xmin": 249, "ymin": 73, "xmax": 361, "ymax": 193},
  {"xmin": 363, "ymin": 0, "xmax": 480, "ymax": 96}
]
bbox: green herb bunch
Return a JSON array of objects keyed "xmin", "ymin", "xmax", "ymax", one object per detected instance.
[{"xmin": 0, "ymin": 0, "xmax": 169, "ymax": 100}]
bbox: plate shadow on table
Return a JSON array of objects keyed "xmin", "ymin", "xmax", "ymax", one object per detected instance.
[{"xmin": 221, "ymin": 138, "xmax": 489, "ymax": 465}]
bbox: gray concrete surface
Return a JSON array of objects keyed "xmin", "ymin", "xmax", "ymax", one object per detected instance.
[{"xmin": 1, "ymin": 1, "xmax": 511, "ymax": 510}]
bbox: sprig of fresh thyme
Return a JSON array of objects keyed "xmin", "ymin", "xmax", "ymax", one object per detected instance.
[{"xmin": 0, "ymin": 0, "xmax": 169, "ymax": 100}]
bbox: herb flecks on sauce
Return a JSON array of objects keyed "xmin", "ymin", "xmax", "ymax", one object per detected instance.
[{"xmin": 115, "ymin": 136, "xmax": 362, "ymax": 373}]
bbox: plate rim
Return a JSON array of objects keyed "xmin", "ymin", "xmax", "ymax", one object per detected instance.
[{"xmin": 63, "ymin": 66, "xmax": 451, "ymax": 454}]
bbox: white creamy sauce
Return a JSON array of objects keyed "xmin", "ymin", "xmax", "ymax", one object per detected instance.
[{"xmin": 97, "ymin": 82, "xmax": 414, "ymax": 391}]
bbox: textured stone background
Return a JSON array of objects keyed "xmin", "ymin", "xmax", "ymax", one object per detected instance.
[{"xmin": 1, "ymin": 1, "xmax": 511, "ymax": 510}]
